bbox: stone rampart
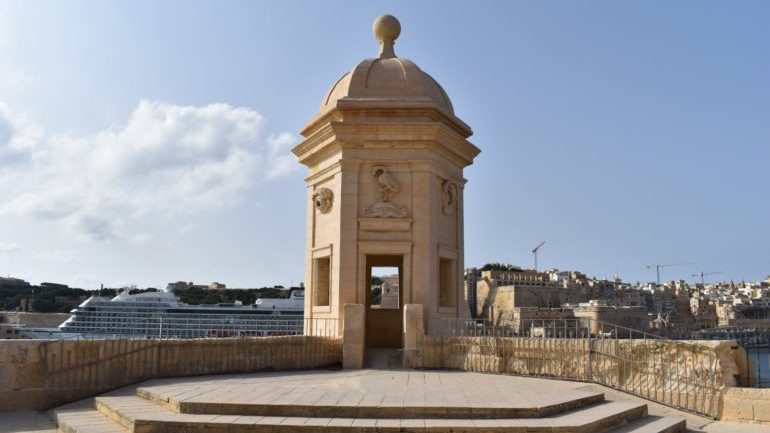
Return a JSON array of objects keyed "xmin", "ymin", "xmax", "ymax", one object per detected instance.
[
  {"xmin": 415, "ymin": 335, "xmax": 745, "ymax": 418},
  {"xmin": 0, "ymin": 336, "xmax": 341, "ymax": 411}
]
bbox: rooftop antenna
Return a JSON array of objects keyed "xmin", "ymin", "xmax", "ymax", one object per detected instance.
[{"xmin": 532, "ymin": 241, "xmax": 546, "ymax": 272}]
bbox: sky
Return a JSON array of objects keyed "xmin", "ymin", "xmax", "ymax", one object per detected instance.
[{"xmin": 0, "ymin": 1, "xmax": 768, "ymax": 289}]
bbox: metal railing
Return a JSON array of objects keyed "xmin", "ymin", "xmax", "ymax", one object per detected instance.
[{"xmin": 426, "ymin": 318, "xmax": 724, "ymax": 418}]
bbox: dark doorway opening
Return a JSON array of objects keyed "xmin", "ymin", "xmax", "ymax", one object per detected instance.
[{"xmin": 365, "ymin": 255, "xmax": 403, "ymax": 348}]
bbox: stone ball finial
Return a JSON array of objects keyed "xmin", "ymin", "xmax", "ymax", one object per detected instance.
[
  {"xmin": 373, "ymin": 15, "xmax": 400, "ymax": 59},
  {"xmin": 373, "ymin": 15, "xmax": 401, "ymax": 42}
]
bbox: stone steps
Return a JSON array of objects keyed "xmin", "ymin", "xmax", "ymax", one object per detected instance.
[
  {"xmin": 48, "ymin": 370, "xmax": 687, "ymax": 433},
  {"xmin": 135, "ymin": 385, "xmax": 606, "ymax": 419},
  {"xmin": 604, "ymin": 416, "xmax": 686, "ymax": 433},
  {"xmin": 91, "ymin": 393, "xmax": 652, "ymax": 433},
  {"xmin": 50, "ymin": 394, "xmax": 686, "ymax": 433},
  {"xmin": 49, "ymin": 402, "xmax": 127, "ymax": 433}
]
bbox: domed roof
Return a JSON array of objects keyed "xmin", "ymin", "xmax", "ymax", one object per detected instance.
[{"xmin": 320, "ymin": 15, "xmax": 454, "ymax": 114}]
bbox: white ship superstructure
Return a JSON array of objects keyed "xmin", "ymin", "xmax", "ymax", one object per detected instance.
[{"xmin": 58, "ymin": 289, "xmax": 304, "ymax": 338}]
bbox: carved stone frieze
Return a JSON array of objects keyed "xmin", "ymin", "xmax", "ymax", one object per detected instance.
[{"xmin": 364, "ymin": 201, "xmax": 408, "ymax": 218}]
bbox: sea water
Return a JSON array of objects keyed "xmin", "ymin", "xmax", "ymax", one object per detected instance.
[{"xmin": 748, "ymin": 349, "xmax": 770, "ymax": 387}]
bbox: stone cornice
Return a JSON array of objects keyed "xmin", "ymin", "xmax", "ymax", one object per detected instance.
[
  {"xmin": 295, "ymin": 120, "xmax": 479, "ymax": 169},
  {"xmin": 300, "ymin": 101, "xmax": 471, "ymax": 138},
  {"xmin": 292, "ymin": 123, "xmax": 338, "ymax": 165},
  {"xmin": 304, "ymin": 159, "xmax": 362, "ymax": 184}
]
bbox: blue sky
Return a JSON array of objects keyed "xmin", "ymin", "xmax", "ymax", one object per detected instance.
[{"xmin": 0, "ymin": 1, "xmax": 767, "ymax": 288}]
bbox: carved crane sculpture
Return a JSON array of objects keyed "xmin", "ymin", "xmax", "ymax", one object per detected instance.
[{"xmin": 372, "ymin": 165, "xmax": 399, "ymax": 202}]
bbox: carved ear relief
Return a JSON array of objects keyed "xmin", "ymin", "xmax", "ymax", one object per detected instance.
[
  {"xmin": 442, "ymin": 180, "xmax": 458, "ymax": 215},
  {"xmin": 312, "ymin": 187, "xmax": 334, "ymax": 214}
]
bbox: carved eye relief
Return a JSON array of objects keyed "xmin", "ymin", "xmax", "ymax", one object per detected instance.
[{"xmin": 312, "ymin": 187, "xmax": 334, "ymax": 214}]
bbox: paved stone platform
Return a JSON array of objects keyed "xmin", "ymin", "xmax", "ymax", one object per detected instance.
[
  {"xmin": 5, "ymin": 370, "xmax": 769, "ymax": 432},
  {"xmin": 134, "ymin": 369, "xmax": 606, "ymax": 418},
  {"xmin": 46, "ymin": 369, "xmax": 693, "ymax": 433}
]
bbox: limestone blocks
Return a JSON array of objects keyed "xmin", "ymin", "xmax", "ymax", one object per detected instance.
[
  {"xmin": 403, "ymin": 304, "xmax": 425, "ymax": 368},
  {"xmin": 342, "ymin": 303, "xmax": 365, "ymax": 369},
  {"xmin": 364, "ymin": 165, "xmax": 407, "ymax": 218}
]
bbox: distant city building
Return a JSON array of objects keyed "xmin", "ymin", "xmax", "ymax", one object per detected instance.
[
  {"xmin": 464, "ymin": 268, "xmax": 481, "ymax": 317},
  {"xmin": 467, "ymin": 262, "xmax": 770, "ymax": 337},
  {"xmin": 570, "ymin": 301, "xmax": 648, "ymax": 335},
  {"xmin": 0, "ymin": 277, "xmax": 31, "ymax": 289},
  {"xmin": 166, "ymin": 281, "xmax": 227, "ymax": 292}
]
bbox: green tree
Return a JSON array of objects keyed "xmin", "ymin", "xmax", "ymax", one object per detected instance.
[{"xmin": 480, "ymin": 262, "xmax": 520, "ymax": 272}]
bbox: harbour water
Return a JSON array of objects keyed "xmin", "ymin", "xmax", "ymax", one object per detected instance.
[{"xmin": 748, "ymin": 349, "xmax": 770, "ymax": 387}]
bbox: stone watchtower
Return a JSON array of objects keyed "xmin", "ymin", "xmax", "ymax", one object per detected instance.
[{"xmin": 292, "ymin": 15, "xmax": 479, "ymax": 351}]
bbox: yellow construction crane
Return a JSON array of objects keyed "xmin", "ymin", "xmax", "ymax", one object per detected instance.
[
  {"xmin": 532, "ymin": 241, "xmax": 545, "ymax": 272},
  {"xmin": 646, "ymin": 262, "xmax": 694, "ymax": 284}
]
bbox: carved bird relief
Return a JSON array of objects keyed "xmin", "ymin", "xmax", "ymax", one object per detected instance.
[
  {"xmin": 364, "ymin": 165, "xmax": 407, "ymax": 218},
  {"xmin": 372, "ymin": 165, "xmax": 399, "ymax": 202}
]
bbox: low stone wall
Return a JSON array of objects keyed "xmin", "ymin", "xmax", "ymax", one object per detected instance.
[
  {"xmin": 415, "ymin": 336, "xmax": 745, "ymax": 418},
  {"xmin": 721, "ymin": 387, "xmax": 770, "ymax": 424},
  {"xmin": 0, "ymin": 336, "xmax": 341, "ymax": 411}
]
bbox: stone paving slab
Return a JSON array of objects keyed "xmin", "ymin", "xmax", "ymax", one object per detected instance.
[{"xmin": 134, "ymin": 369, "xmax": 606, "ymax": 419}]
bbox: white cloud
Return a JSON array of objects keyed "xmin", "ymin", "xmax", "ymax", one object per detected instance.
[
  {"xmin": 0, "ymin": 101, "xmax": 42, "ymax": 165},
  {"xmin": 0, "ymin": 100, "xmax": 298, "ymax": 241},
  {"xmin": 32, "ymin": 249, "xmax": 78, "ymax": 263},
  {"xmin": 0, "ymin": 241, "xmax": 20, "ymax": 253},
  {"xmin": 266, "ymin": 132, "xmax": 299, "ymax": 179}
]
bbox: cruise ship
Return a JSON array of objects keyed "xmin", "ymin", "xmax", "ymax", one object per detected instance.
[{"xmin": 56, "ymin": 289, "xmax": 304, "ymax": 339}]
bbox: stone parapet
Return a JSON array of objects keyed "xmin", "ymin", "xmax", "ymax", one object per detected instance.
[
  {"xmin": 0, "ymin": 336, "xmax": 341, "ymax": 412},
  {"xmin": 417, "ymin": 335, "xmax": 746, "ymax": 419},
  {"xmin": 721, "ymin": 387, "xmax": 770, "ymax": 423}
]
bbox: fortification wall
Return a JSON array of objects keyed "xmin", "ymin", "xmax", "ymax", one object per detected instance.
[
  {"xmin": 414, "ymin": 336, "xmax": 746, "ymax": 418},
  {"xmin": 0, "ymin": 336, "xmax": 341, "ymax": 411}
]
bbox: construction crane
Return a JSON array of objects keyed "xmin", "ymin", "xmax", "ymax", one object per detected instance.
[
  {"xmin": 692, "ymin": 271, "xmax": 723, "ymax": 285},
  {"xmin": 646, "ymin": 262, "xmax": 694, "ymax": 284},
  {"xmin": 532, "ymin": 241, "xmax": 546, "ymax": 272}
]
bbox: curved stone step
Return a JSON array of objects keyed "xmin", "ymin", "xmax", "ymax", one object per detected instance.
[
  {"xmin": 50, "ymin": 401, "xmax": 128, "ymax": 433},
  {"xmin": 94, "ymin": 394, "xmax": 650, "ymax": 433},
  {"xmin": 136, "ymin": 385, "xmax": 605, "ymax": 419},
  {"xmin": 603, "ymin": 415, "xmax": 686, "ymax": 433}
]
